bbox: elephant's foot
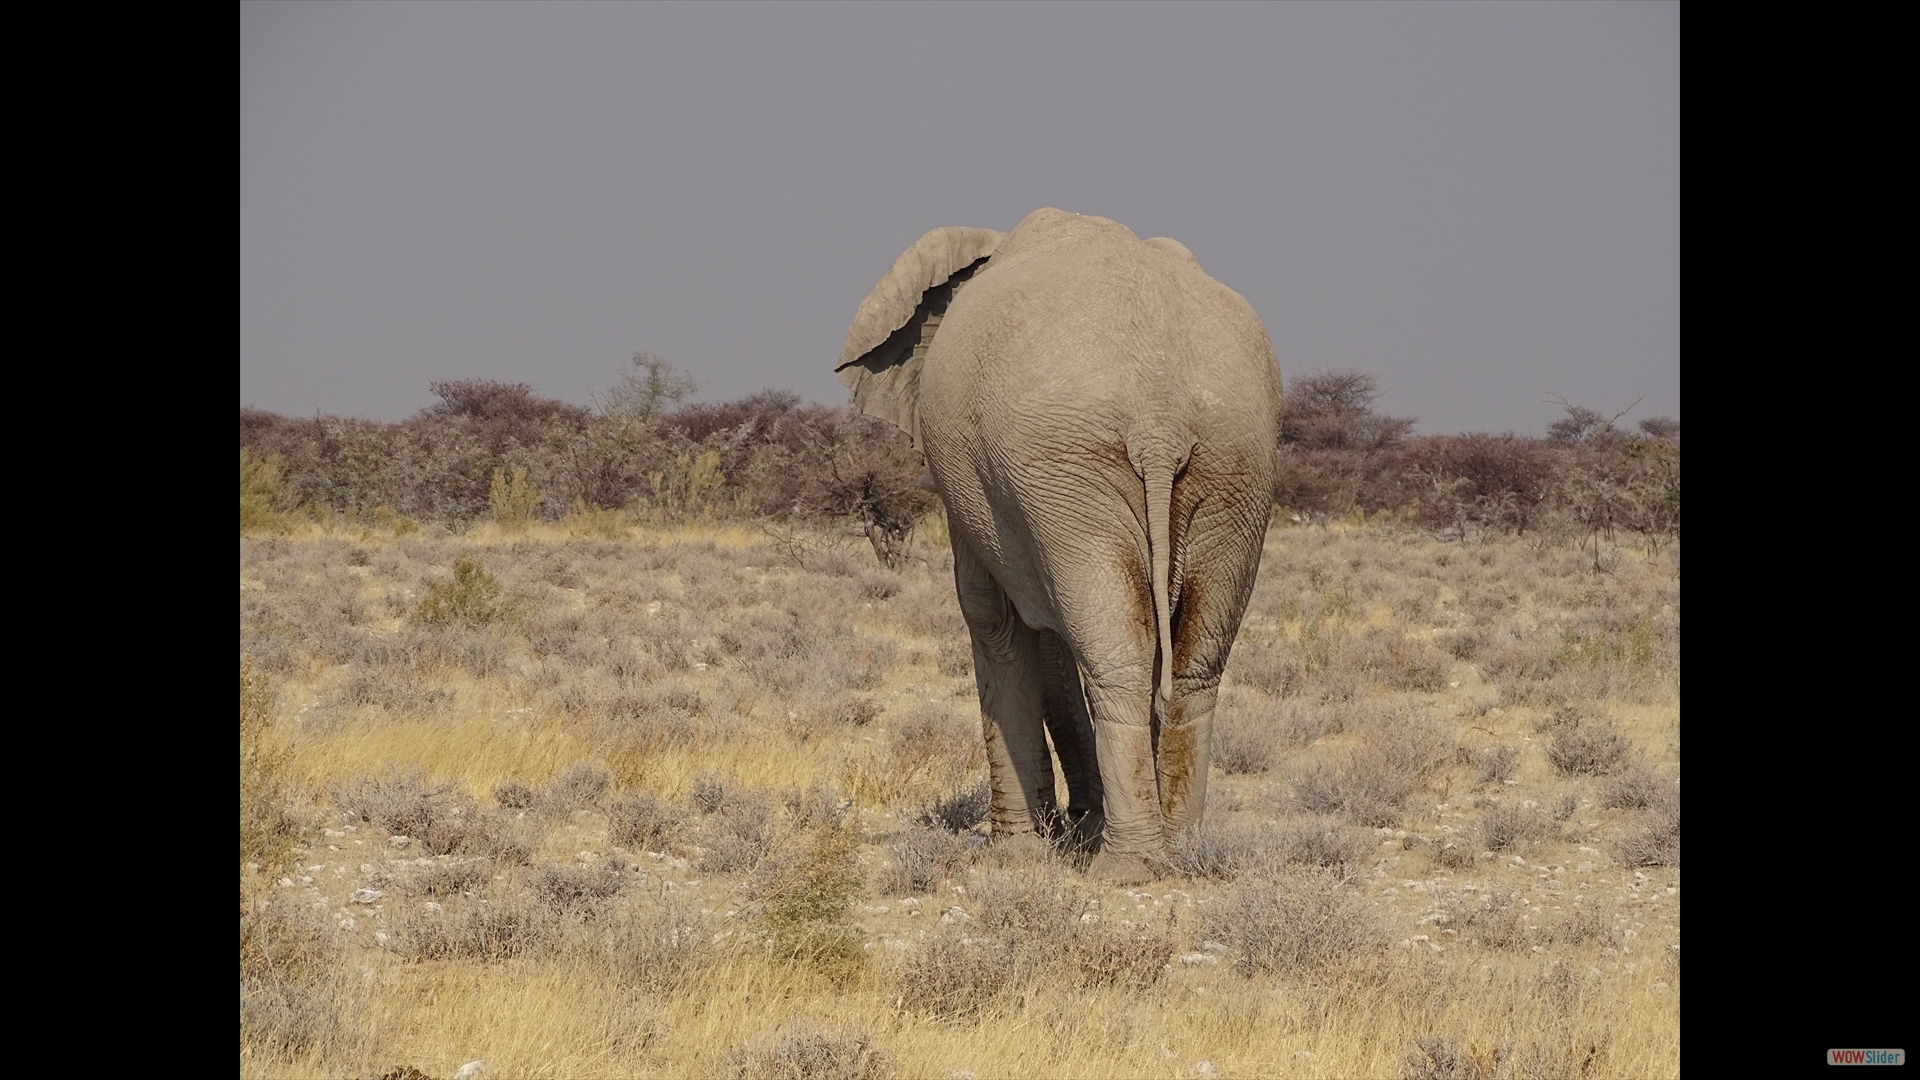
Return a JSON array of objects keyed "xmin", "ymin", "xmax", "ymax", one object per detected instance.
[
  {"xmin": 1088, "ymin": 848, "xmax": 1158, "ymax": 885},
  {"xmin": 1063, "ymin": 808, "xmax": 1105, "ymax": 853},
  {"xmin": 988, "ymin": 830, "xmax": 1052, "ymax": 865},
  {"xmin": 991, "ymin": 798, "xmax": 1057, "ymax": 842},
  {"xmin": 990, "ymin": 826, "xmax": 1052, "ymax": 853}
]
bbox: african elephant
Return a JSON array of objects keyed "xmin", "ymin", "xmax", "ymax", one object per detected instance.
[{"xmin": 835, "ymin": 208, "xmax": 1281, "ymax": 884}]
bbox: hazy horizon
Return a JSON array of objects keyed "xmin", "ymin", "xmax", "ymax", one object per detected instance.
[{"xmin": 242, "ymin": 2, "xmax": 1677, "ymax": 436}]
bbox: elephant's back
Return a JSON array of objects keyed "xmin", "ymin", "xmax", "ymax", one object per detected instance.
[{"xmin": 935, "ymin": 216, "xmax": 1280, "ymax": 453}]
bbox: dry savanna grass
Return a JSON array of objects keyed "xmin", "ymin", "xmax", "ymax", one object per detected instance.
[{"xmin": 241, "ymin": 515, "xmax": 1678, "ymax": 1079}]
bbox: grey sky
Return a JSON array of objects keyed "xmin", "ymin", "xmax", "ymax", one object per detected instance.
[{"xmin": 241, "ymin": 1, "xmax": 1676, "ymax": 435}]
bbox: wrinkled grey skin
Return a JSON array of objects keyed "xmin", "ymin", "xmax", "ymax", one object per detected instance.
[{"xmin": 836, "ymin": 208, "xmax": 1281, "ymax": 883}]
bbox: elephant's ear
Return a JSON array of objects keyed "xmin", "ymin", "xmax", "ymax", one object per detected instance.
[{"xmin": 836, "ymin": 226, "xmax": 1004, "ymax": 449}]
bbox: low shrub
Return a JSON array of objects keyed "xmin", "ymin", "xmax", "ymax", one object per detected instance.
[
  {"xmin": 398, "ymin": 859, "xmax": 493, "ymax": 898},
  {"xmin": 389, "ymin": 885, "xmax": 558, "ymax": 962},
  {"xmin": 1601, "ymin": 763, "xmax": 1667, "ymax": 810},
  {"xmin": 1445, "ymin": 889, "xmax": 1533, "ymax": 950},
  {"xmin": 1278, "ymin": 816, "xmax": 1378, "ymax": 871},
  {"xmin": 332, "ymin": 770, "xmax": 475, "ymax": 840},
  {"xmin": 878, "ymin": 824, "xmax": 972, "ymax": 895},
  {"xmin": 917, "ymin": 781, "xmax": 990, "ymax": 834},
  {"xmin": 585, "ymin": 891, "xmax": 716, "ymax": 992},
  {"xmin": 531, "ymin": 861, "xmax": 627, "ymax": 915},
  {"xmin": 1066, "ymin": 921, "xmax": 1177, "ymax": 990},
  {"xmin": 1288, "ymin": 712, "xmax": 1452, "ymax": 827},
  {"xmin": 898, "ymin": 935, "xmax": 1015, "ymax": 1019},
  {"xmin": 783, "ymin": 783, "xmax": 851, "ymax": 829},
  {"xmin": 1211, "ymin": 713, "xmax": 1276, "ymax": 775},
  {"xmin": 1166, "ymin": 819, "xmax": 1279, "ymax": 880},
  {"xmin": 1471, "ymin": 744, "xmax": 1521, "ymax": 785},
  {"xmin": 1200, "ymin": 867, "xmax": 1381, "ymax": 975},
  {"xmin": 493, "ymin": 780, "xmax": 536, "ymax": 810},
  {"xmin": 1545, "ymin": 719, "xmax": 1633, "ymax": 777},
  {"xmin": 692, "ymin": 775, "xmax": 729, "ymax": 814},
  {"xmin": 536, "ymin": 760, "xmax": 612, "ymax": 817},
  {"xmin": 726, "ymin": 1024, "xmax": 890, "ymax": 1080},
  {"xmin": 1615, "ymin": 781, "xmax": 1680, "ymax": 867},
  {"xmin": 700, "ymin": 791, "xmax": 779, "ymax": 874},
  {"xmin": 1477, "ymin": 802, "xmax": 1546, "ymax": 852},
  {"xmin": 610, "ymin": 792, "xmax": 685, "ymax": 852},
  {"xmin": 453, "ymin": 811, "xmax": 536, "ymax": 865}
]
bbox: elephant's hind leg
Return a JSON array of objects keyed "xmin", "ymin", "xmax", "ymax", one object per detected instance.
[
  {"xmin": 1038, "ymin": 629, "xmax": 1102, "ymax": 844},
  {"xmin": 953, "ymin": 537, "xmax": 1057, "ymax": 837},
  {"xmin": 1155, "ymin": 489, "xmax": 1269, "ymax": 840},
  {"xmin": 1048, "ymin": 563, "xmax": 1164, "ymax": 884},
  {"xmin": 1157, "ymin": 683, "xmax": 1217, "ymax": 840}
]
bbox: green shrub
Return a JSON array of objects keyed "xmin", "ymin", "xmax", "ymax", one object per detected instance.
[
  {"xmin": 747, "ymin": 826, "xmax": 865, "ymax": 969},
  {"xmin": 1555, "ymin": 621, "xmax": 1656, "ymax": 670},
  {"xmin": 415, "ymin": 556, "xmax": 517, "ymax": 627}
]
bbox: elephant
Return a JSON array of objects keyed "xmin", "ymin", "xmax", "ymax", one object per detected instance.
[{"xmin": 835, "ymin": 208, "xmax": 1282, "ymax": 884}]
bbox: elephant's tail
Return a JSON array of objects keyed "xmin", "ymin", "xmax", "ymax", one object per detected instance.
[
  {"xmin": 1131, "ymin": 439, "xmax": 1188, "ymax": 703},
  {"xmin": 1145, "ymin": 464, "xmax": 1176, "ymax": 701}
]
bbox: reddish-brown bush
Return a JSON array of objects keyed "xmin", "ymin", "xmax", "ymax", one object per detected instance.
[{"xmin": 241, "ymin": 365, "xmax": 1675, "ymax": 552}]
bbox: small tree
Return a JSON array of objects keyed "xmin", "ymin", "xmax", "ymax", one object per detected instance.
[
  {"xmin": 1541, "ymin": 395, "xmax": 1679, "ymax": 562},
  {"xmin": 564, "ymin": 352, "xmax": 699, "ymax": 511},
  {"xmin": 1273, "ymin": 369, "xmax": 1416, "ymax": 519},
  {"xmin": 1637, "ymin": 416, "xmax": 1680, "ymax": 441},
  {"xmin": 799, "ymin": 415, "xmax": 937, "ymax": 568},
  {"xmin": 1543, "ymin": 393, "xmax": 1640, "ymax": 448},
  {"xmin": 1283, "ymin": 370, "xmax": 1415, "ymax": 452},
  {"xmin": 598, "ymin": 351, "xmax": 697, "ymax": 424}
]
